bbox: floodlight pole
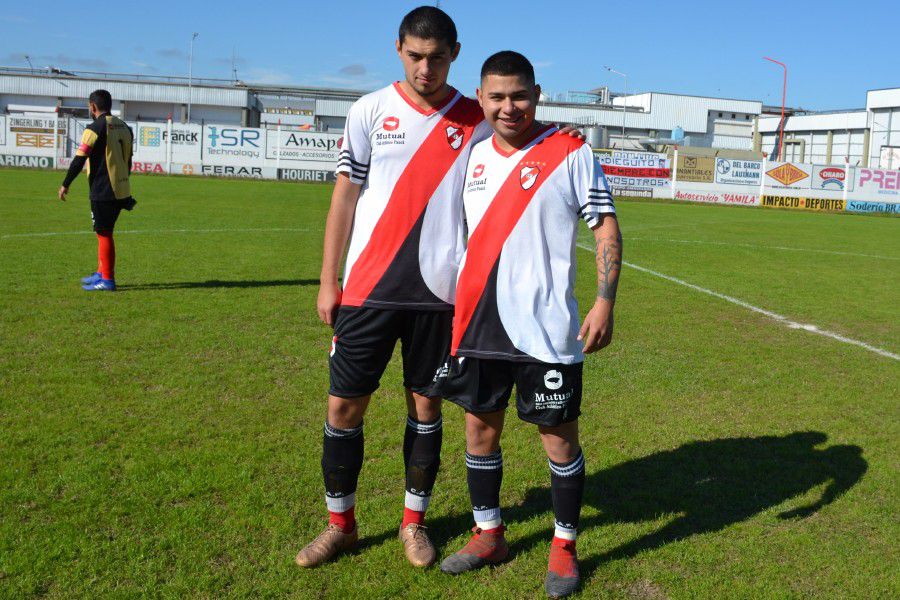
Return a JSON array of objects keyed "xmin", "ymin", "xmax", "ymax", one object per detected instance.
[
  {"xmin": 188, "ymin": 32, "xmax": 199, "ymax": 122},
  {"xmin": 605, "ymin": 66, "xmax": 627, "ymax": 149},
  {"xmin": 763, "ymin": 56, "xmax": 787, "ymax": 160}
]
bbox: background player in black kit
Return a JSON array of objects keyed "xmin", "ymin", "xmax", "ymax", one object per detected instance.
[{"xmin": 58, "ymin": 89, "xmax": 136, "ymax": 292}]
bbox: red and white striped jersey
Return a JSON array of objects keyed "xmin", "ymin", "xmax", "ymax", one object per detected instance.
[
  {"xmin": 335, "ymin": 82, "xmax": 491, "ymax": 310},
  {"xmin": 452, "ymin": 125, "xmax": 616, "ymax": 364}
]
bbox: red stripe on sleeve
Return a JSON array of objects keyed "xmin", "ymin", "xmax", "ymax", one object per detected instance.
[
  {"xmin": 78, "ymin": 143, "xmax": 92, "ymax": 154},
  {"xmin": 340, "ymin": 97, "xmax": 482, "ymax": 307},
  {"xmin": 451, "ymin": 135, "xmax": 583, "ymax": 355}
]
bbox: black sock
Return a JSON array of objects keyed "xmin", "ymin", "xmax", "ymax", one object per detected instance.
[
  {"xmin": 466, "ymin": 448, "xmax": 503, "ymax": 529},
  {"xmin": 403, "ymin": 415, "xmax": 442, "ymax": 514},
  {"xmin": 549, "ymin": 448, "xmax": 585, "ymax": 540},
  {"xmin": 321, "ymin": 420, "xmax": 364, "ymax": 513}
]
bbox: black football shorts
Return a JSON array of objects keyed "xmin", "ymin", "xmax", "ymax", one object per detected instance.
[
  {"xmin": 90, "ymin": 197, "xmax": 136, "ymax": 232},
  {"xmin": 328, "ymin": 306, "xmax": 452, "ymax": 399},
  {"xmin": 440, "ymin": 356, "xmax": 582, "ymax": 426}
]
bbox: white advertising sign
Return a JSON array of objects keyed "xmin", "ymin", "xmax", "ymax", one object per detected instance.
[{"xmin": 714, "ymin": 158, "xmax": 762, "ymax": 186}]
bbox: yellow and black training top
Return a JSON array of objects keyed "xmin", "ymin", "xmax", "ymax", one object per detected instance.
[{"xmin": 62, "ymin": 113, "xmax": 133, "ymax": 202}]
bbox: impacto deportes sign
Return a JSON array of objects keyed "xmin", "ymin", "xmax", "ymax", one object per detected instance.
[
  {"xmin": 676, "ymin": 155, "xmax": 715, "ymax": 183},
  {"xmin": 856, "ymin": 167, "xmax": 900, "ymax": 197},
  {"xmin": 765, "ymin": 162, "xmax": 810, "ymax": 189},
  {"xmin": 761, "ymin": 195, "xmax": 845, "ymax": 211},
  {"xmin": 714, "ymin": 158, "xmax": 762, "ymax": 186},
  {"xmin": 811, "ymin": 165, "xmax": 854, "ymax": 191}
]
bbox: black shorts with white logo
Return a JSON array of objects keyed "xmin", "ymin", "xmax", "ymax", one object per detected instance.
[
  {"xmin": 90, "ymin": 197, "xmax": 136, "ymax": 232},
  {"xmin": 328, "ymin": 306, "xmax": 452, "ymax": 399},
  {"xmin": 440, "ymin": 356, "xmax": 582, "ymax": 426}
]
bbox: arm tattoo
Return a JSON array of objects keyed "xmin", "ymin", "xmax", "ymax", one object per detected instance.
[{"xmin": 596, "ymin": 232, "xmax": 622, "ymax": 301}]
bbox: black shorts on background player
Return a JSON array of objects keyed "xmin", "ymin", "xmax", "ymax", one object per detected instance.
[
  {"xmin": 441, "ymin": 357, "xmax": 582, "ymax": 426},
  {"xmin": 329, "ymin": 307, "xmax": 452, "ymax": 399},
  {"xmin": 90, "ymin": 198, "xmax": 136, "ymax": 232}
]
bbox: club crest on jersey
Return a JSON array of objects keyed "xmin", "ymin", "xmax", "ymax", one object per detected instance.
[
  {"xmin": 446, "ymin": 125, "xmax": 464, "ymax": 150},
  {"xmin": 383, "ymin": 116, "xmax": 400, "ymax": 131},
  {"xmin": 520, "ymin": 165, "xmax": 541, "ymax": 190},
  {"xmin": 473, "ymin": 164, "xmax": 484, "ymax": 178}
]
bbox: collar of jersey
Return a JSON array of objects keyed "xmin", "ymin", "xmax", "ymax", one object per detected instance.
[
  {"xmin": 392, "ymin": 81, "xmax": 458, "ymax": 116},
  {"xmin": 491, "ymin": 124, "xmax": 556, "ymax": 158}
]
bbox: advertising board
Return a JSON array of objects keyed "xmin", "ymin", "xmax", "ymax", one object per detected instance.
[
  {"xmin": 266, "ymin": 130, "xmax": 342, "ymax": 163},
  {"xmin": 595, "ymin": 150, "xmax": 670, "ymax": 196},
  {"xmin": 714, "ymin": 158, "xmax": 762, "ymax": 186},
  {"xmin": 811, "ymin": 165, "xmax": 854, "ymax": 191},
  {"xmin": 761, "ymin": 195, "xmax": 845, "ymax": 211},
  {"xmin": 764, "ymin": 162, "xmax": 811, "ymax": 189},
  {"xmin": 855, "ymin": 168, "xmax": 900, "ymax": 198},
  {"xmin": 674, "ymin": 189, "xmax": 760, "ymax": 206},
  {"xmin": 676, "ymin": 155, "xmax": 715, "ymax": 183}
]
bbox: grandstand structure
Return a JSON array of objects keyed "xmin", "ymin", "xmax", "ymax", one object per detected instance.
[
  {"xmin": 2, "ymin": 66, "xmax": 898, "ymax": 167},
  {"xmin": 0, "ymin": 65, "xmax": 760, "ymax": 152}
]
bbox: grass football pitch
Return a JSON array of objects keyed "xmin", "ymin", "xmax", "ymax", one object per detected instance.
[{"xmin": 1, "ymin": 168, "xmax": 898, "ymax": 598}]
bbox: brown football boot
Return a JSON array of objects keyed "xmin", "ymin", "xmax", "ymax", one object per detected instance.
[
  {"xmin": 440, "ymin": 525, "xmax": 509, "ymax": 574},
  {"xmin": 399, "ymin": 523, "xmax": 437, "ymax": 567},
  {"xmin": 295, "ymin": 523, "xmax": 359, "ymax": 568}
]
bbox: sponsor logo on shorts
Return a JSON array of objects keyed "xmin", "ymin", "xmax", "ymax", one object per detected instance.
[
  {"xmin": 432, "ymin": 360, "xmax": 450, "ymax": 382},
  {"xmin": 534, "ymin": 390, "xmax": 573, "ymax": 410},
  {"xmin": 330, "ymin": 335, "xmax": 337, "ymax": 357},
  {"xmin": 544, "ymin": 370, "xmax": 563, "ymax": 390}
]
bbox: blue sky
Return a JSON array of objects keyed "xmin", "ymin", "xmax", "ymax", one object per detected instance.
[{"xmin": 1, "ymin": 0, "xmax": 896, "ymax": 111}]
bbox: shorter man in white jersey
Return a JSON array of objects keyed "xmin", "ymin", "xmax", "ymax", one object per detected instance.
[{"xmin": 439, "ymin": 52, "xmax": 622, "ymax": 598}]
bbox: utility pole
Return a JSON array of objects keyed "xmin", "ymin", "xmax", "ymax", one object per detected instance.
[
  {"xmin": 605, "ymin": 65, "xmax": 627, "ymax": 149},
  {"xmin": 763, "ymin": 56, "xmax": 787, "ymax": 160},
  {"xmin": 188, "ymin": 32, "xmax": 199, "ymax": 122}
]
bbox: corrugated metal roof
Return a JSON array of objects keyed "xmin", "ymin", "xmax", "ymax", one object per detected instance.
[
  {"xmin": 315, "ymin": 99, "xmax": 355, "ymax": 118},
  {"xmin": 0, "ymin": 74, "xmax": 250, "ymax": 107},
  {"xmin": 758, "ymin": 111, "xmax": 867, "ymax": 132}
]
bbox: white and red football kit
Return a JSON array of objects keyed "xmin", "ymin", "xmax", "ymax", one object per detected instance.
[
  {"xmin": 452, "ymin": 125, "xmax": 616, "ymax": 364},
  {"xmin": 336, "ymin": 82, "xmax": 492, "ymax": 310}
]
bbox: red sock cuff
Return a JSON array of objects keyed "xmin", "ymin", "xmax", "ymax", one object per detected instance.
[
  {"xmin": 328, "ymin": 507, "xmax": 356, "ymax": 533},
  {"xmin": 402, "ymin": 507, "xmax": 426, "ymax": 528},
  {"xmin": 551, "ymin": 536, "xmax": 576, "ymax": 549}
]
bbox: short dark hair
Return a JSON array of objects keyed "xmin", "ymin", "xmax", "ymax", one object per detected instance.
[
  {"xmin": 89, "ymin": 89, "xmax": 112, "ymax": 112},
  {"xmin": 481, "ymin": 51, "xmax": 535, "ymax": 86},
  {"xmin": 399, "ymin": 6, "xmax": 457, "ymax": 48}
]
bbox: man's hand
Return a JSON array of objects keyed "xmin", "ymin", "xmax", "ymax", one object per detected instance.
[
  {"xmin": 557, "ymin": 124, "xmax": 586, "ymax": 141},
  {"xmin": 317, "ymin": 281, "xmax": 342, "ymax": 327},
  {"xmin": 578, "ymin": 298, "xmax": 614, "ymax": 353},
  {"xmin": 57, "ymin": 186, "xmax": 68, "ymax": 201}
]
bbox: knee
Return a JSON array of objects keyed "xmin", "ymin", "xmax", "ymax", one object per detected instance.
[
  {"xmin": 466, "ymin": 419, "xmax": 500, "ymax": 454},
  {"xmin": 327, "ymin": 397, "xmax": 365, "ymax": 429}
]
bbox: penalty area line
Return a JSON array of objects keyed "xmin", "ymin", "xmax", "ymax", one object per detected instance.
[{"xmin": 576, "ymin": 242, "xmax": 899, "ymax": 361}]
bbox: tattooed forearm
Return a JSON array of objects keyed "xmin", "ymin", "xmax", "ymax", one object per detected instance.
[{"xmin": 596, "ymin": 232, "xmax": 622, "ymax": 301}]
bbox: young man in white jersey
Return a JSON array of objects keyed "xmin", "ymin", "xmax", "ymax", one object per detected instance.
[
  {"xmin": 438, "ymin": 52, "xmax": 622, "ymax": 598},
  {"xmin": 295, "ymin": 6, "xmax": 489, "ymax": 569},
  {"xmin": 296, "ymin": 6, "xmax": 584, "ymax": 570}
]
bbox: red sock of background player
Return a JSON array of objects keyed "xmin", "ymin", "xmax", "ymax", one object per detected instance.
[{"xmin": 97, "ymin": 231, "xmax": 115, "ymax": 280}]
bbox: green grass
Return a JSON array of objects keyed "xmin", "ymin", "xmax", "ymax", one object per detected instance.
[{"xmin": 1, "ymin": 168, "xmax": 898, "ymax": 598}]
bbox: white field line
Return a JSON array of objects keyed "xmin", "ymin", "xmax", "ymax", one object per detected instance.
[
  {"xmin": 1, "ymin": 227, "xmax": 314, "ymax": 239},
  {"xmin": 576, "ymin": 241, "xmax": 899, "ymax": 361},
  {"xmin": 627, "ymin": 237, "xmax": 900, "ymax": 261}
]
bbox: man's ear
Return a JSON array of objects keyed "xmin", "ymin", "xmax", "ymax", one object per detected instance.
[
  {"xmin": 476, "ymin": 86, "xmax": 483, "ymax": 108},
  {"xmin": 451, "ymin": 42, "xmax": 461, "ymax": 62}
]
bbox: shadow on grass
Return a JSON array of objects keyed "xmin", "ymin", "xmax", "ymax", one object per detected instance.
[
  {"xmin": 363, "ymin": 431, "xmax": 866, "ymax": 575},
  {"xmin": 118, "ymin": 278, "xmax": 319, "ymax": 291}
]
